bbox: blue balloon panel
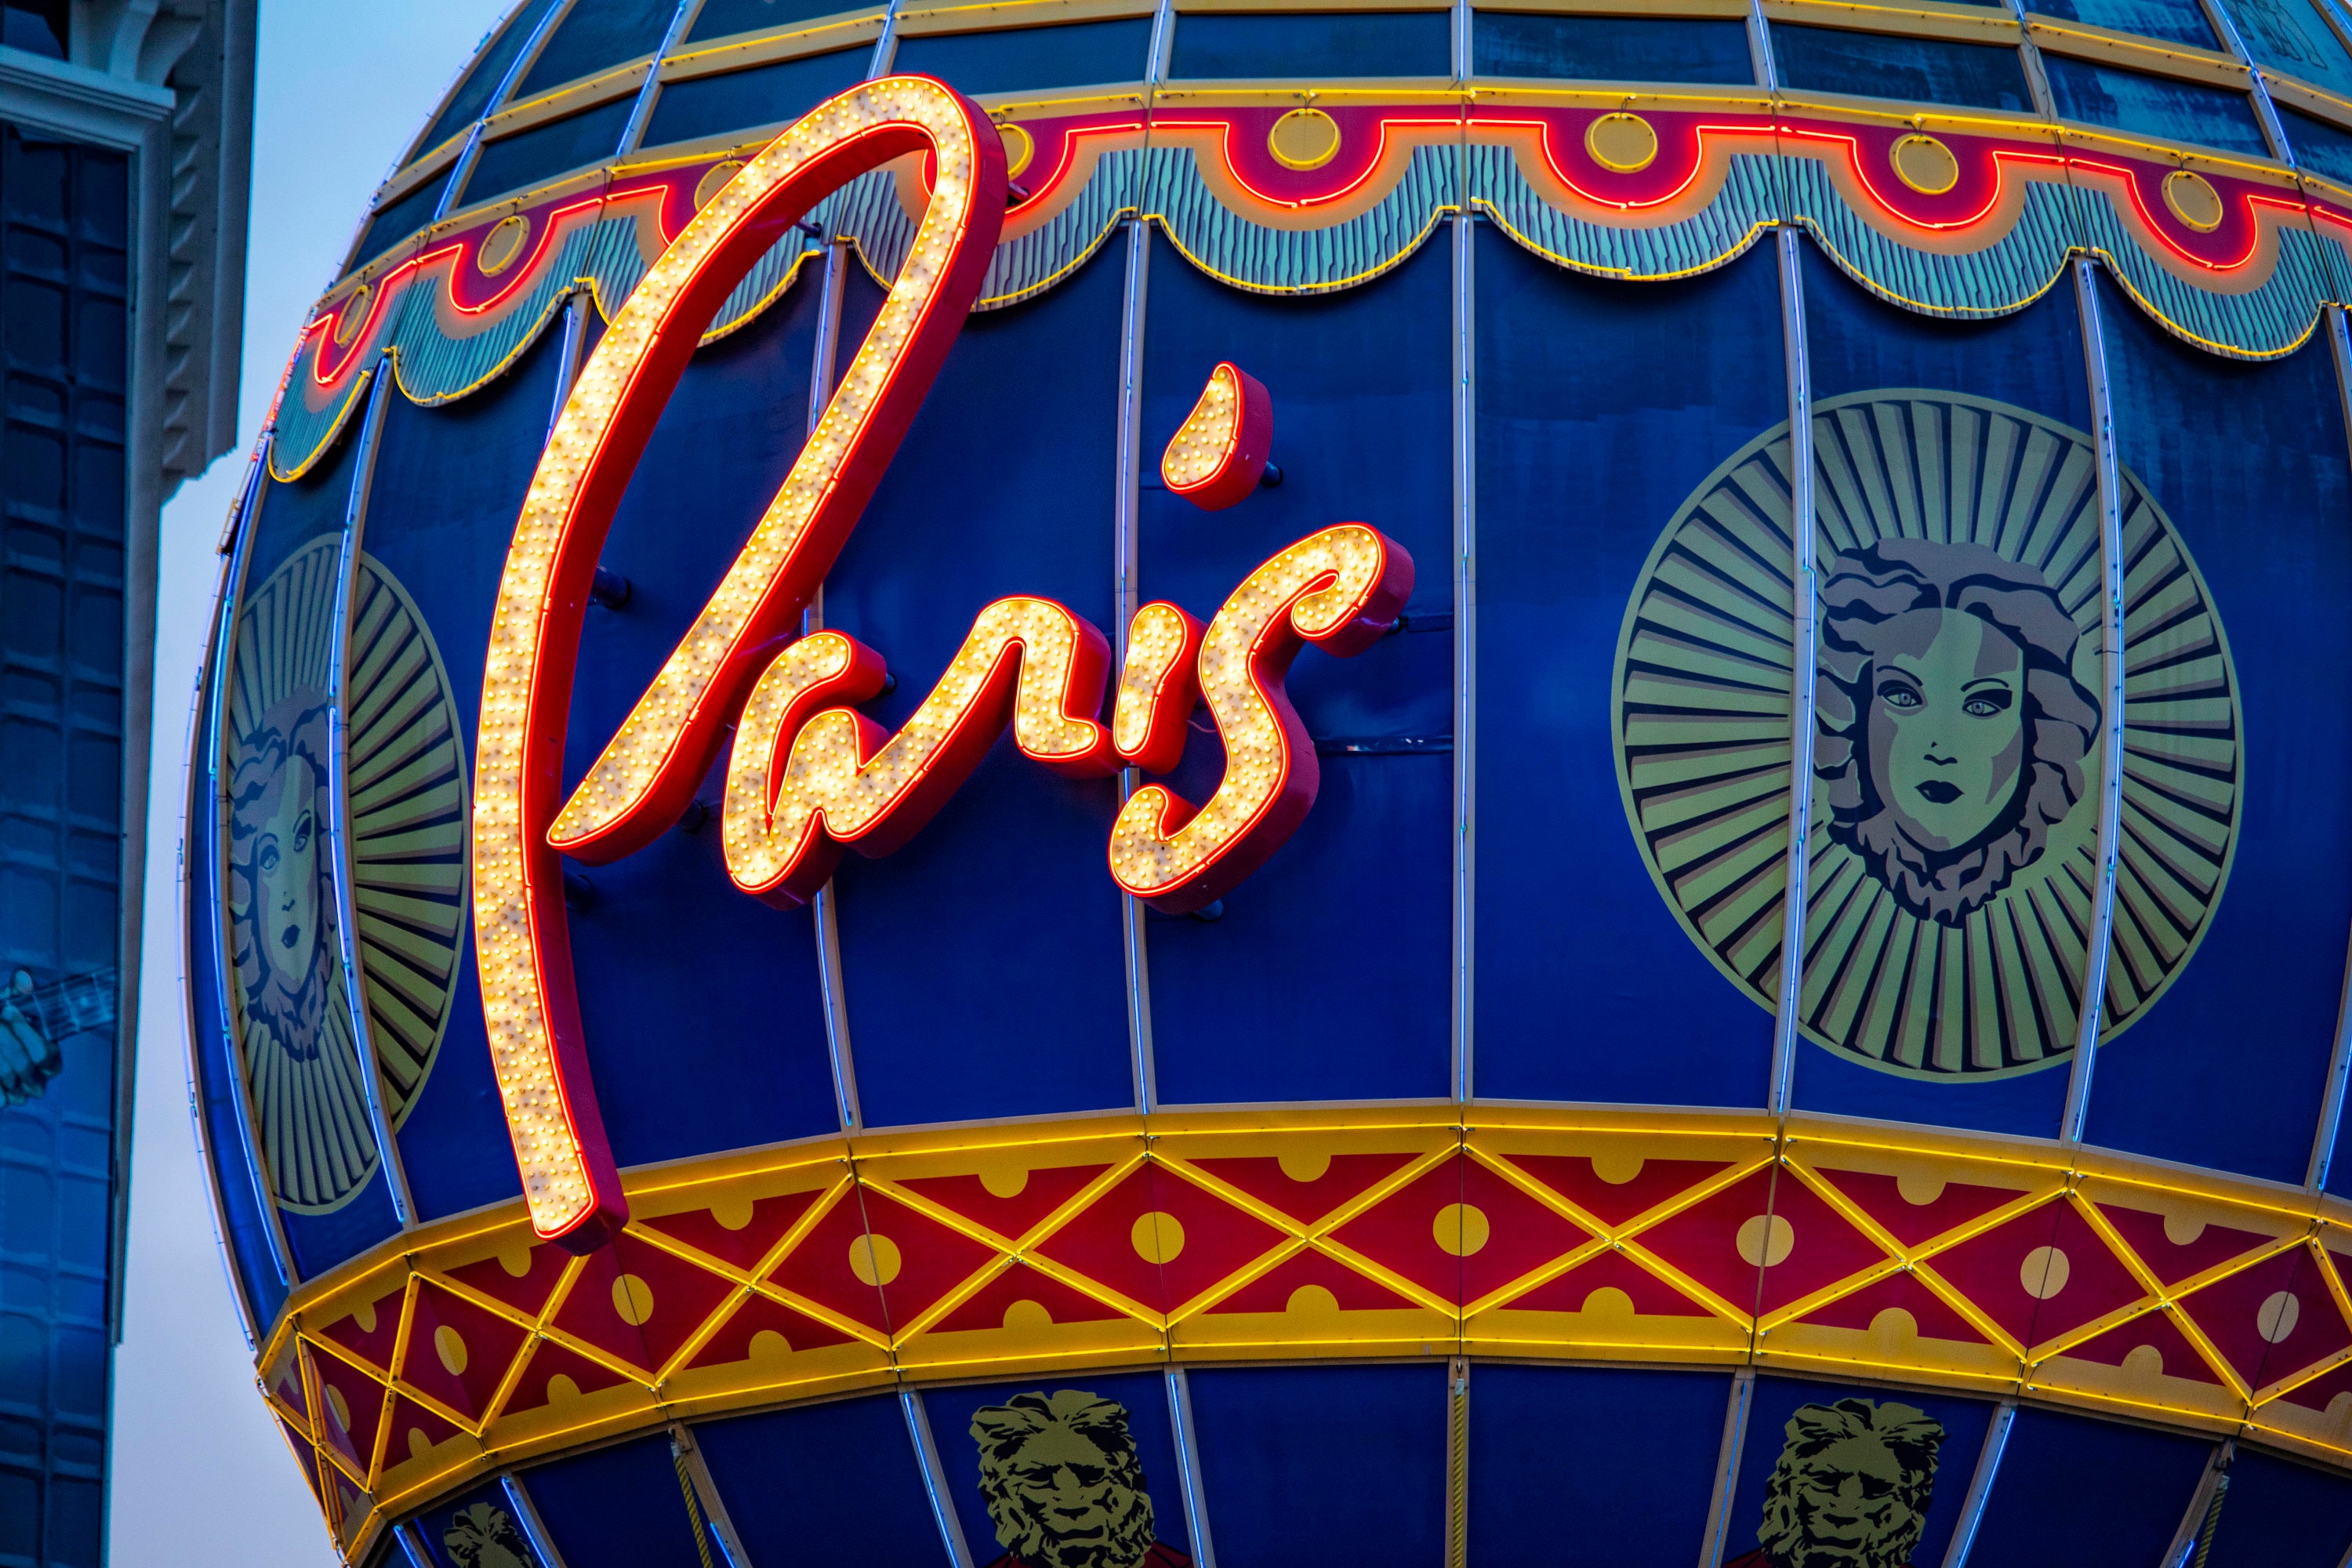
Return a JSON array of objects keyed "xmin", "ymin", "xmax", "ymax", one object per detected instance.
[
  {"xmin": 561, "ymin": 270, "xmax": 844, "ymax": 1165},
  {"xmin": 823, "ymin": 250, "xmax": 1134, "ymax": 1129},
  {"xmin": 365, "ymin": 322, "xmax": 570, "ymax": 1221},
  {"xmin": 2085, "ymin": 272, "xmax": 2352, "ymax": 1186},
  {"xmin": 1139, "ymin": 233, "xmax": 1454, "ymax": 1106},
  {"xmin": 920, "ymin": 1370, "xmax": 1194, "ymax": 1566},
  {"xmin": 2201, "ymin": 1446, "xmax": 2352, "ymax": 1568},
  {"xmin": 693, "ymin": 1393, "xmax": 949, "ymax": 1566},
  {"xmin": 1468, "ymin": 1365, "xmax": 1732, "ymax": 1566},
  {"xmin": 524, "ymin": 1432, "xmax": 706, "ymax": 1566},
  {"xmin": 1185, "ymin": 1363, "xmax": 1449, "ymax": 1568},
  {"xmin": 1723, "ymin": 1375, "xmax": 1994, "ymax": 1568},
  {"xmin": 1472, "ymin": 227, "xmax": 1784, "ymax": 1108},
  {"xmin": 1786, "ymin": 249, "xmax": 2092, "ymax": 1137},
  {"xmin": 228, "ymin": 405, "xmax": 403, "ymax": 1276},
  {"xmin": 1964, "ymin": 1406, "xmax": 2211, "ymax": 1566}
]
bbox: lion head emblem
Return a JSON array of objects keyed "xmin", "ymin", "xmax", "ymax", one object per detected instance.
[
  {"xmin": 1752, "ymin": 1399, "xmax": 1945, "ymax": 1568},
  {"xmin": 1817, "ymin": 539, "xmax": 2100, "ymax": 924},
  {"xmin": 973, "ymin": 1390, "xmax": 1160, "ymax": 1568},
  {"xmin": 227, "ymin": 686, "xmax": 337, "ymax": 1063},
  {"xmin": 442, "ymin": 1501, "xmax": 535, "ymax": 1568}
]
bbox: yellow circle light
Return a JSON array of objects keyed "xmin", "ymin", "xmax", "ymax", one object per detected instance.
[
  {"xmin": 1269, "ymin": 107, "xmax": 1341, "ymax": 172},
  {"xmin": 2163, "ymin": 168, "xmax": 2225, "ymax": 231},
  {"xmin": 478, "ymin": 213, "xmax": 531, "ymax": 276},
  {"xmin": 1890, "ymin": 133, "xmax": 1960, "ymax": 197},
  {"xmin": 1585, "ymin": 112, "xmax": 1658, "ymax": 174},
  {"xmin": 999, "ymin": 121, "xmax": 1034, "ymax": 180},
  {"xmin": 1432, "ymin": 1202, "xmax": 1490, "ymax": 1257}
]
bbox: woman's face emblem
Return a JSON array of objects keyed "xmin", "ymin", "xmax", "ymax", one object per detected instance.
[
  {"xmin": 256, "ymin": 755, "xmax": 321, "ymax": 987},
  {"xmin": 1867, "ymin": 609, "xmax": 2027, "ymax": 855}
]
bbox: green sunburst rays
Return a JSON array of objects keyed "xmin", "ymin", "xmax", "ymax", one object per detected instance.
[
  {"xmin": 225, "ymin": 536, "xmax": 381, "ymax": 1212},
  {"xmin": 1617, "ymin": 436, "xmax": 1800, "ymax": 996},
  {"xmin": 344, "ymin": 557, "xmax": 467, "ymax": 1131},
  {"xmin": 2103, "ymin": 488, "xmax": 2241, "ymax": 1031},
  {"xmin": 1797, "ymin": 394, "xmax": 2111, "ymax": 1076}
]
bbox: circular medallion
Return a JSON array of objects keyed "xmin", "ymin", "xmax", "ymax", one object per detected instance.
[
  {"xmin": 1269, "ymin": 107, "xmax": 1341, "ymax": 171},
  {"xmin": 477, "ymin": 213, "xmax": 531, "ymax": 276},
  {"xmin": 332, "ymin": 284, "xmax": 372, "ymax": 348},
  {"xmin": 693, "ymin": 159, "xmax": 746, "ymax": 211},
  {"xmin": 225, "ymin": 539, "xmax": 467, "ymax": 1211},
  {"xmin": 1586, "ymin": 111, "xmax": 1659, "ymax": 174},
  {"xmin": 2163, "ymin": 169, "xmax": 2225, "ymax": 232},
  {"xmin": 1613, "ymin": 390, "xmax": 2239, "ymax": 1079},
  {"xmin": 1890, "ymin": 133, "xmax": 1959, "ymax": 196},
  {"xmin": 997, "ymin": 121, "xmax": 1035, "ymax": 180}
]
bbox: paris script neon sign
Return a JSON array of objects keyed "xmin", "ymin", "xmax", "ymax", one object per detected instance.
[{"xmin": 474, "ymin": 78, "xmax": 1412, "ymax": 1247}]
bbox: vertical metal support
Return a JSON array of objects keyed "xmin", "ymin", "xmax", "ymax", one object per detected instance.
[
  {"xmin": 902, "ymin": 1387, "xmax": 977, "ymax": 1568},
  {"xmin": 1936, "ymin": 1399, "xmax": 2015, "ymax": 1568},
  {"xmin": 2310, "ymin": 305, "xmax": 2352, "ymax": 1193},
  {"xmin": 796, "ymin": 239, "xmax": 863, "ymax": 1134},
  {"xmin": 433, "ymin": 0, "xmax": 575, "ymax": 223},
  {"xmin": 546, "ymin": 294, "xmax": 588, "ymax": 443},
  {"xmin": 2002, "ymin": 0, "xmax": 2058, "ymax": 118},
  {"xmin": 615, "ymin": 0, "xmax": 702, "ymax": 158},
  {"xmin": 1146, "ymin": 0, "xmax": 1178, "ymax": 84},
  {"xmin": 186, "ymin": 442, "xmax": 278, "ymax": 1345},
  {"xmin": 325, "ymin": 363, "xmax": 417, "ymax": 1226},
  {"xmin": 1744, "ymin": 0, "xmax": 1777, "ymax": 90},
  {"xmin": 1444, "ymin": 1357, "xmax": 1471, "ymax": 1568},
  {"xmin": 671, "ymin": 1421, "xmax": 757, "ymax": 1567},
  {"xmin": 500, "ymin": 1472, "xmax": 572, "ymax": 1568},
  {"xmin": 205, "ymin": 438, "xmax": 298, "ymax": 1295},
  {"xmin": 2159, "ymin": 1443, "xmax": 2234, "ymax": 1568},
  {"xmin": 1450, "ymin": 0, "xmax": 1471, "ymax": 78},
  {"xmin": 1766, "ymin": 227, "xmax": 1816, "ymax": 1118},
  {"xmin": 1450, "ymin": 209, "xmax": 1478, "ymax": 1102},
  {"xmin": 1164, "ymin": 1367, "xmax": 1218, "ymax": 1568},
  {"xmin": 1113, "ymin": 215, "xmax": 1159, "ymax": 1114},
  {"xmin": 868, "ymin": 0, "xmax": 905, "ymax": 77},
  {"xmin": 2062, "ymin": 258, "xmax": 2127, "ymax": 1145},
  {"xmin": 2194, "ymin": 0, "xmax": 2293, "ymax": 162},
  {"xmin": 1697, "ymin": 1368, "xmax": 1755, "ymax": 1568},
  {"xmin": 393, "ymin": 1521, "xmax": 438, "ymax": 1568}
]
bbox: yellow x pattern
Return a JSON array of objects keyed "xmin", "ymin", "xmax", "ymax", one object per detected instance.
[{"xmin": 252, "ymin": 1105, "xmax": 2352, "ymax": 1563}]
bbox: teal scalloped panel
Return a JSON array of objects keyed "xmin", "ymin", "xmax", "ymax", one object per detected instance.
[
  {"xmin": 268, "ymin": 353, "xmax": 378, "ymax": 483},
  {"xmin": 2074, "ymin": 183, "xmax": 2332, "ymax": 358},
  {"xmin": 835, "ymin": 148, "xmax": 1140, "ymax": 307},
  {"xmin": 1144, "ymin": 143, "xmax": 1457, "ymax": 294},
  {"xmin": 1468, "ymin": 143, "xmax": 1780, "ymax": 281},
  {"xmin": 1784, "ymin": 159, "xmax": 2076, "ymax": 318},
  {"xmin": 706, "ymin": 229, "xmax": 826, "ymax": 341}
]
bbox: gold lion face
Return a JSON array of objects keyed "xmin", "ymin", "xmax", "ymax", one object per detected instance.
[{"xmin": 973, "ymin": 1390, "xmax": 1158, "ymax": 1568}]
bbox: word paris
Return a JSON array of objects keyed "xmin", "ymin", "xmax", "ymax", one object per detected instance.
[{"xmin": 469, "ymin": 77, "xmax": 1410, "ymax": 1247}]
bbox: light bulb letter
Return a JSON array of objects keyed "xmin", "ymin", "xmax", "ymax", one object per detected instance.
[{"xmin": 1109, "ymin": 524, "xmax": 1412, "ymax": 914}]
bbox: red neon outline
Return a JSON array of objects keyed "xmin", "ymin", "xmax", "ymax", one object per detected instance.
[
  {"xmin": 1164, "ymin": 362, "xmax": 1272, "ymax": 511},
  {"xmin": 1112, "ymin": 525, "xmax": 1412, "ymax": 915},
  {"xmin": 1154, "ymin": 113, "xmax": 1458, "ymax": 214},
  {"xmin": 2066, "ymin": 154, "xmax": 2294, "ymax": 274},
  {"xmin": 1113, "ymin": 602, "xmax": 1207, "ymax": 775},
  {"xmin": 727, "ymin": 598, "xmax": 1117, "ymax": 909},
  {"xmin": 475, "ymin": 78, "xmax": 1006, "ymax": 1250}
]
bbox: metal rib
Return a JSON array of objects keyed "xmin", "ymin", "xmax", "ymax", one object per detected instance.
[
  {"xmin": 1767, "ymin": 226, "xmax": 1817, "ymax": 1117},
  {"xmin": 431, "ymin": 0, "xmax": 576, "ymax": 224},
  {"xmin": 1697, "ymin": 1368, "xmax": 1755, "ymax": 1568},
  {"xmin": 501, "ymin": 1472, "xmax": 573, "ymax": 1567},
  {"xmin": 1165, "ymin": 1366, "xmax": 1219, "ymax": 1568},
  {"xmin": 1451, "ymin": 209, "xmax": 1478, "ymax": 1102},
  {"xmin": 1114, "ymin": 213, "xmax": 1158, "ymax": 1113},
  {"xmin": 2310, "ymin": 305, "xmax": 2352, "ymax": 1192},
  {"xmin": 616, "ymin": 1, "xmax": 700, "ymax": 158},
  {"xmin": 902, "ymin": 1387, "xmax": 977, "ymax": 1568},
  {"xmin": 1937, "ymin": 1398, "xmax": 2015, "ymax": 1568},
  {"xmin": 800, "ymin": 239, "xmax": 864, "ymax": 1133},
  {"xmin": 326, "ymin": 361, "xmax": 417, "ymax": 1225},
  {"xmin": 2062, "ymin": 258, "xmax": 2128, "ymax": 1145},
  {"xmin": 205, "ymin": 435, "xmax": 298, "ymax": 1294}
]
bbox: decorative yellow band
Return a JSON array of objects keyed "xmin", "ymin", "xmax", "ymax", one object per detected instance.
[{"xmin": 264, "ymin": 1105, "xmax": 2352, "ymax": 1555}]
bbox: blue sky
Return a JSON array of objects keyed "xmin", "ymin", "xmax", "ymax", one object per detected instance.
[{"xmin": 113, "ymin": 2, "xmax": 511, "ymax": 1558}]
